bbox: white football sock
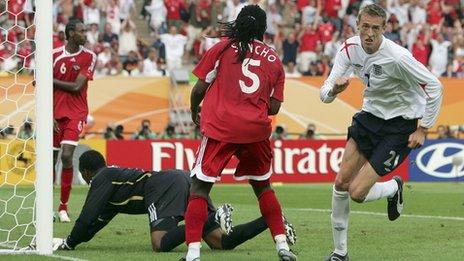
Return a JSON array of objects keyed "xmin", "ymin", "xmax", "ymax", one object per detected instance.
[
  {"xmin": 186, "ymin": 242, "xmax": 201, "ymax": 261},
  {"xmin": 363, "ymin": 179, "xmax": 398, "ymax": 202},
  {"xmin": 274, "ymin": 234, "xmax": 289, "ymax": 251},
  {"xmin": 331, "ymin": 186, "xmax": 349, "ymax": 256}
]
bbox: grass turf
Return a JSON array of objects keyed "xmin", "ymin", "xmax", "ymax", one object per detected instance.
[{"xmin": 1, "ymin": 183, "xmax": 464, "ymax": 260}]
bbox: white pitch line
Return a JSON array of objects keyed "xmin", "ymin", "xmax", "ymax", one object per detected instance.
[
  {"xmin": 288, "ymin": 208, "xmax": 464, "ymax": 221},
  {"xmin": 50, "ymin": 254, "xmax": 88, "ymax": 261}
]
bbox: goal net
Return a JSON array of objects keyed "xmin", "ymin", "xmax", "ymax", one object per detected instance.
[{"xmin": 0, "ymin": 0, "xmax": 53, "ymax": 255}]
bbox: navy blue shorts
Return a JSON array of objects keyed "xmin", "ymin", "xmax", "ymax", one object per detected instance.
[{"xmin": 347, "ymin": 111, "xmax": 417, "ymax": 176}]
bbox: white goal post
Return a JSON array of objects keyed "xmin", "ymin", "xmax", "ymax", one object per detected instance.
[{"xmin": 0, "ymin": 0, "xmax": 53, "ymax": 255}]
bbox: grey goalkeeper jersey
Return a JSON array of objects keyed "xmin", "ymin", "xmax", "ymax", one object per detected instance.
[{"xmin": 320, "ymin": 36, "xmax": 443, "ymax": 129}]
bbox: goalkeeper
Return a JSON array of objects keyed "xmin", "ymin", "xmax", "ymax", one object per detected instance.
[{"xmin": 54, "ymin": 150, "xmax": 296, "ymax": 252}]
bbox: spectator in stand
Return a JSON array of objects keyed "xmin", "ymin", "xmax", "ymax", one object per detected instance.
[
  {"xmin": 96, "ymin": 43, "xmax": 112, "ymax": 75},
  {"xmin": 384, "ymin": 22, "xmax": 400, "ymax": 44},
  {"xmin": 426, "ymin": 0, "xmax": 443, "ymax": 27},
  {"xmin": 23, "ymin": 0, "xmax": 35, "ymax": 27},
  {"xmin": 436, "ymin": 124, "xmax": 454, "ymax": 139},
  {"xmin": 409, "ymin": 0, "xmax": 427, "ymax": 25},
  {"xmin": 8, "ymin": 0, "xmax": 27, "ymax": 26},
  {"xmin": 282, "ymin": 32, "xmax": 299, "ymax": 70},
  {"xmin": 323, "ymin": 31, "xmax": 341, "ymax": 64},
  {"xmin": 271, "ymin": 125, "xmax": 287, "ymax": 140},
  {"xmin": 101, "ymin": 23, "xmax": 119, "ymax": 47},
  {"xmin": 103, "ymin": 125, "xmax": 116, "ymax": 140},
  {"xmin": 165, "ymin": 0, "xmax": 187, "ymax": 30},
  {"xmin": 281, "ymin": 0, "xmax": 300, "ymax": 34},
  {"xmin": 301, "ymin": 0, "xmax": 319, "ymax": 28},
  {"xmin": 53, "ymin": 30, "xmax": 66, "ymax": 49},
  {"xmin": 119, "ymin": 0, "xmax": 135, "ymax": 23},
  {"xmin": 86, "ymin": 23, "xmax": 100, "ymax": 47},
  {"xmin": 160, "ymin": 123, "xmax": 182, "ymax": 139},
  {"xmin": 430, "ymin": 33, "xmax": 452, "ymax": 77},
  {"xmin": 318, "ymin": 16, "xmax": 335, "ymax": 44},
  {"xmin": 160, "ymin": 26, "xmax": 187, "ymax": 71},
  {"xmin": 106, "ymin": 0, "xmax": 122, "ymax": 35},
  {"xmin": 18, "ymin": 121, "xmax": 34, "ymax": 140},
  {"xmin": 324, "ymin": 0, "xmax": 342, "ymax": 31},
  {"xmin": 143, "ymin": 48, "xmax": 165, "ymax": 76},
  {"xmin": 151, "ymin": 34, "xmax": 167, "ymax": 64},
  {"xmin": 186, "ymin": 0, "xmax": 209, "ymax": 58},
  {"xmin": 210, "ymin": 0, "xmax": 226, "ymax": 28},
  {"xmin": 122, "ymin": 50, "xmax": 143, "ymax": 76},
  {"xmin": 299, "ymin": 123, "xmax": 318, "ymax": 140},
  {"xmin": 224, "ymin": 0, "xmax": 246, "ymax": 22},
  {"xmin": 133, "ymin": 119, "xmax": 158, "ymax": 140},
  {"xmin": 83, "ymin": 0, "xmax": 101, "ymax": 25},
  {"xmin": 298, "ymin": 24, "xmax": 321, "ymax": 74},
  {"xmin": 118, "ymin": 19, "xmax": 138, "ymax": 57},
  {"xmin": 266, "ymin": 4, "xmax": 283, "ymax": 38},
  {"xmin": 199, "ymin": 27, "xmax": 220, "ymax": 56},
  {"xmin": 412, "ymin": 37, "xmax": 430, "ymax": 67},
  {"xmin": 145, "ymin": 0, "xmax": 167, "ymax": 34},
  {"xmin": 107, "ymin": 52, "xmax": 124, "ymax": 75}
]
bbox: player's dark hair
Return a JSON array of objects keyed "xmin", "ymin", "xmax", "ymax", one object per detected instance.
[
  {"xmin": 219, "ymin": 5, "xmax": 267, "ymax": 62},
  {"xmin": 79, "ymin": 150, "xmax": 106, "ymax": 176},
  {"xmin": 65, "ymin": 19, "xmax": 82, "ymax": 40},
  {"xmin": 358, "ymin": 4, "xmax": 387, "ymax": 25}
]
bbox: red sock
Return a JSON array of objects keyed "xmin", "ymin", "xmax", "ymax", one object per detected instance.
[
  {"xmin": 59, "ymin": 167, "xmax": 73, "ymax": 212},
  {"xmin": 258, "ymin": 189, "xmax": 285, "ymax": 238},
  {"xmin": 185, "ymin": 196, "xmax": 208, "ymax": 245}
]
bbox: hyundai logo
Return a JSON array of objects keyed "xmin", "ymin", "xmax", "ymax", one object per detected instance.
[{"xmin": 416, "ymin": 142, "xmax": 464, "ymax": 178}]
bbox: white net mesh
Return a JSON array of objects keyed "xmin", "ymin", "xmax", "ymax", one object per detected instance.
[{"xmin": 0, "ymin": 0, "xmax": 37, "ymax": 251}]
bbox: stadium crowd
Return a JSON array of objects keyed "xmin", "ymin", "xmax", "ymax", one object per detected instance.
[
  {"xmin": 0, "ymin": 0, "xmax": 463, "ymax": 138},
  {"xmin": 0, "ymin": 0, "xmax": 464, "ymax": 77}
]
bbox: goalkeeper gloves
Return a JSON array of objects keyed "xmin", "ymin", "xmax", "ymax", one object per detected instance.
[{"xmin": 53, "ymin": 237, "xmax": 74, "ymax": 251}]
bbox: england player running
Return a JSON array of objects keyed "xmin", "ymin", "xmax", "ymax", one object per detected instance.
[
  {"xmin": 52, "ymin": 19, "xmax": 97, "ymax": 222},
  {"xmin": 320, "ymin": 4, "xmax": 443, "ymax": 261},
  {"xmin": 185, "ymin": 5, "xmax": 296, "ymax": 261},
  {"xmin": 52, "ymin": 150, "xmax": 296, "ymax": 252}
]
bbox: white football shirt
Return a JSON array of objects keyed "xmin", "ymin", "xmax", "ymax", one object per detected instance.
[{"xmin": 320, "ymin": 36, "xmax": 443, "ymax": 129}]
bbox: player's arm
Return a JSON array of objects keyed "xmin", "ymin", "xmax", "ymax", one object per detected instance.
[
  {"xmin": 64, "ymin": 174, "xmax": 114, "ymax": 249},
  {"xmin": 395, "ymin": 53, "xmax": 443, "ymax": 148},
  {"xmin": 190, "ymin": 79, "xmax": 209, "ymax": 125},
  {"xmin": 53, "ymin": 74, "xmax": 89, "ymax": 93},
  {"xmin": 320, "ymin": 45, "xmax": 351, "ymax": 103},
  {"xmin": 269, "ymin": 65, "xmax": 285, "ymax": 116}
]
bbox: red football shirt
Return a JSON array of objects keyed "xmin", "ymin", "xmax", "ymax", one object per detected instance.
[
  {"xmin": 192, "ymin": 39, "xmax": 285, "ymax": 143},
  {"xmin": 53, "ymin": 46, "xmax": 96, "ymax": 121}
]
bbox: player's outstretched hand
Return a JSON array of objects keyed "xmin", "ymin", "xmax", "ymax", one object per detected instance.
[
  {"xmin": 408, "ymin": 127, "xmax": 427, "ymax": 149},
  {"xmin": 331, "ymin": 77, "xmax": 350, "ymax": 96},
  {"xmin": 53, "ymin": 238, "xmax": 74, "ymax": 251}
]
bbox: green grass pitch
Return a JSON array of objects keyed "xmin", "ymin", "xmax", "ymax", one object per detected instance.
[{"xmin": 1, "ymin": 183, "xmax": 464, "ymax": 260}]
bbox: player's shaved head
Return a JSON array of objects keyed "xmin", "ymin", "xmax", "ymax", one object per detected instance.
[
  {"xmin": 79, "ymin": 150, "xmax": 106, "ymax": 183},
  {"xmin": 65, "ymin": 19, "xmax": 83, "ymax": 39}
]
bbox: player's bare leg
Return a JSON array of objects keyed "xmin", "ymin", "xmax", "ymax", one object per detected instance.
[
  {"xmin": 328, "ymin": 138, "xmax": 366, "ymax": 260},
  {"xmin": 350, "ymin": 160, "xmax": 403, "ymax": 220},
  {"xmin": 58, "ymin": 143, "xmax": 77, "ymax": 222},
  {"xmin": 250, "ymin": 180, "xmax": 296, "ymax": 261},
  {"xmin": 184, "ymin": 176, "xmax": 214, "ymax": 261}
]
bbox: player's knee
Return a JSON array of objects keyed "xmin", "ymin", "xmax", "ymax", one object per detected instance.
[
  {"xmin": 60, "ymin": 152, "xmax": 73, "ymax": 167},
  {"xmin": 349, "ymin": 188, "xmax": 366, "ymax": 203},
  {"xmin": 334, "ymin": 176, "xmax": 350, "ymax": 192}
]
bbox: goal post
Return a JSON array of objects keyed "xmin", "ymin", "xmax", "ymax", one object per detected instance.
[
  {"xmin": 0, "ymin": 0, "xmax": 53, "ymax": 255},
  {"xmin": 35, "ymin": 0, "xmax": 54, "ymax": 255}
]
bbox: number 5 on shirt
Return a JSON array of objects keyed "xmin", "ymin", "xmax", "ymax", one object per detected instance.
[{"xmin": 239, "ymin": 58, "xmax": 261, "ymax": 94}]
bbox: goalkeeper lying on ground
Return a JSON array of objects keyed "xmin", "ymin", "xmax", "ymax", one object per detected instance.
[{"xmin": 53, "ymin": 150, "xmax": 296, "ymax": 251}]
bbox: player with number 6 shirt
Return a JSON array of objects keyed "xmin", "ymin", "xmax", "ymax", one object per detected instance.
[
  {"xmin": 184, "ymin": 5, "xmax": 296, "ymax": 261},
  {"xmin": 52, "ymin": 19, "xmax": 97, "ymax": 223}
]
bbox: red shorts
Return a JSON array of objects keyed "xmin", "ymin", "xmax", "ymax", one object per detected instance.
[
  {"xmin": 53, "ymin": 118, "xmax": 84, "ymax": 149},
  {"xmin": 191, "ymin": 137, "xmax": 273, "ymax": 183}
]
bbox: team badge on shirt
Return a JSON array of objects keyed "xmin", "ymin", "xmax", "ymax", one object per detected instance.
[{"xmin": 373, "ymin": 64, "xmax": 383, "ymax": 76}]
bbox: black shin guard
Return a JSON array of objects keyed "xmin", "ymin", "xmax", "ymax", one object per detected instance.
[
  {"xmin": 221, "ymin": 217, "xmax": 268, "ymax": 250},
  {"xmin": 202, "ymin": 212, "xmax": 220, "ymax": 237}
]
